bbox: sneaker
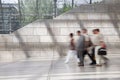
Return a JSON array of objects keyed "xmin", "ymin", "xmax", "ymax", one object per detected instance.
[
  {"xmin": 89, "ymin": 62, "xmax": 96, "ymax": 65},
  {"xmin": 78, "ymin": 62, "xmax": 84, "ymax": 66},
  {"xmin": 78, "ymin": 64, "xmax": 84, "ymax": 66}
]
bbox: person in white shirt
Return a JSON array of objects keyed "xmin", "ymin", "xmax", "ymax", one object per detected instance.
[{"xmin": 92, "ymin": 29, "xmax": 108, "ymax": 66}]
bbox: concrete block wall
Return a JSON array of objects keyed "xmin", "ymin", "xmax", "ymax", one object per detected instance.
[
  {"xmin": 0, "ymin": 4, "xmax": 120, "ymax": 62},
  {"xmin": 103, "ymin": 0, "xmax": 120, "ymax": 4}
]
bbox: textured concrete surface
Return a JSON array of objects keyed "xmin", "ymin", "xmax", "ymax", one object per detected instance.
[{"xmin": 104, "ymin": 0, "xmax": 120, "ymax": 4}]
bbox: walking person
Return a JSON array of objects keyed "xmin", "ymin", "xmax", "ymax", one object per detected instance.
[
  {"xmin": 65, "ymin": 33, "xmax": 80, "ymax": 64},
  {"xmin": 76, "ymin": 30, "xmax": 85, "ymax": 66},
  {"xmin": 92, "ymin": 29, "xmax": 108, "ymax": 66},
  {"xmin": 82, "ymin": 29, "xmax": 96, "ymax": 65}
]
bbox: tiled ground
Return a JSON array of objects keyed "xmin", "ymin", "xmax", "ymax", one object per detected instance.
[{"xmin": 0, "ymin": 53, "xmax": 120, "ymax": 80}]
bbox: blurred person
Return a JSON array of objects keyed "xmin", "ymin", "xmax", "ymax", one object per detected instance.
[
  {"xmin": 65, "ymin": 33, "xmax": 80, "ymax": 64},
  {"xmin": 82, "ymin": 29, "xmax": 96, "ymax": 65},
  {"xmin": 92, "ymin": 29, "xmax": 109, "ymax": 66},
  {"xmin": 76, "ymin": 30, "xmax": 85, "ymax": 66}
]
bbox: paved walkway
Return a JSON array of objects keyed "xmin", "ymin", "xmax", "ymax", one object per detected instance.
[{"xmin": 0, "ymin": 53, "xmax": 120, "ymax": 80}]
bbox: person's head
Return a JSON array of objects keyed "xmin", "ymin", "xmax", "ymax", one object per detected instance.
[
  {"xmin": 77, "ymin": 30, "xmax": 81, "ymax": 36},
  {"xmin": 69, "ymin": 33, "xmax": 74, "ymax": 38},
  {"xmin": 93, "ymin": 29, "xmax": 100, "ymax": 34},
  {"xmin": 82, "ymin": 29, "xmax": 87, "ymax": 34}
]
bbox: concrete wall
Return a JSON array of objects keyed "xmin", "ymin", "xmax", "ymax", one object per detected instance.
[
  {"xmin": 0, "ymin": 4, "xmax": 120, "ymax": 62},
  {"xmin": 104, "ymin": 0, "xmax": 120, "ymax": 4}
]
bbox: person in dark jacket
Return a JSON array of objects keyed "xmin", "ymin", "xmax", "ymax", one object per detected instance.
[
  {"xmin": 82, "ymin": 29, "xmax": 96, "ymax": 65},
  {"xmin": 76, "ymin": 31, "xmax": 85, "ymax": 66}
]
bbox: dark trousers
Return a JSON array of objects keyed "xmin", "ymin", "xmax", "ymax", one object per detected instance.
[
  {"xmin": 77, "ymin": 49, "xmax": 96, "ymax": 65},
  {"xmin": 91, "ymin": 47, "xmax": 96, "ymax": 62},
  {"xmin": 77, "ymin": 50, "xmax": 84, "ymax": 65},
  {"xmin": 83, "ymin": 50, "xmax": 96, "ymax": 64}
]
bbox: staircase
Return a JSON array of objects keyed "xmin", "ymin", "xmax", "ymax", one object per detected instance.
[{"xmin": 0, "ymin": 3, "xmax": 120, "ymax": 62}]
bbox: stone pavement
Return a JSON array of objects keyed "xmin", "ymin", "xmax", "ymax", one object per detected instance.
[{"xmin": 0, "ymin": 53, "xmax": 120, "ymax": 80}]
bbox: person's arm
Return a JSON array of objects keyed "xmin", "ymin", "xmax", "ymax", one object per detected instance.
[
  {"xmin": 71, "ymin": 39, "xmax": 75, "ymax": 50},
  {"xmin": 99, "ymin": 34, "xmax": 106, "ymax": 48}
]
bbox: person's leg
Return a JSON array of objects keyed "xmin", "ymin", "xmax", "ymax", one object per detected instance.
[
  {"xmin": 91, "ymin": 47, "xmax": 96, "ymax": 60},
  {"xmin": 83, "ymin": 50, "xmax": 86, "ymax": 61},
  {"xmin": 86, "ymin": 49, "xmax": 96, "ymax": 64},
  {"xmin": 95, "ymin": 46, "xmax": 102, "ymax": 65},
  {"xmin": 74, "ymin": 50, "xmax": 80, "ymax": 62},
  {"xmin": 89, "ymin": 47, "xmax": 96, "ymax": 65},
  {"xmin": 76, "ymin": 56, "xmax": 80, "ymax": 63},
  {"xmin": 65, "ymin": 50, "xmax": 72, "ymax": 63},
  {"xmin": 77, "ymin": 50, "xmax": 80, "ymax": 60},
  {"xmin": 102, "ymin": 55, "xmax": 109, "ymax": 61},
  {"xmin": 79, "ymin": 50, "xmax": 84, "ymax": 66},
  {"xmin": 101, "ymin": 55, "xmax": 109, "ymax": 64}
]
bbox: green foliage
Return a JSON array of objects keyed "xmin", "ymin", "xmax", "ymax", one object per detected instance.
[
  {"xmin": 62, "ymin": 3, "xmax": 72, "ymax": 13},
  {"xmin": 20, "ymin": 0, "xmax": 53, "ymax": 26},
  {"xmin": 19, "ymin": 0, "xmax": 75, "ymax": 26}
]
